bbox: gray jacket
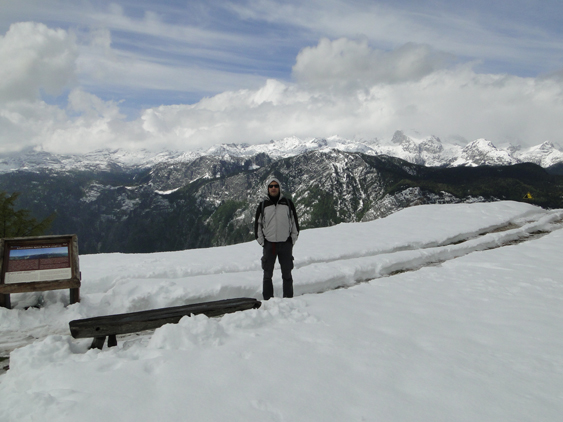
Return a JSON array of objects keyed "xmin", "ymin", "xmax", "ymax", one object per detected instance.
[{"xmin": 254, "ymin": 177, "xmax": 299, "ymax": 246}]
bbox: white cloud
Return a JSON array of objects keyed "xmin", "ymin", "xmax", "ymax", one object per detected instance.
[
  {"xmin": 129, "ymin": 40, "xmax": 563, "ymax": 150},
  {"xmin": 1, "ymin": 24, "xmax": 563, "ymax": 154},
  {"xmin": 293, "ymin": 38, "xmax": 453, "ymax": 89},
  {"xmin": 0, "ymin": 22, "xmax": 78, "ymax": 102},
  {"xmin": 67, "ymin": 89, "xmax": 122, "ymax": 118},
  {"xmin": 75, "ymin": 24, "xmax": 266, "ymax": 98},
  {"xmin": 227, "ymin": 0, "xmax": 563, "ymax": 79}
]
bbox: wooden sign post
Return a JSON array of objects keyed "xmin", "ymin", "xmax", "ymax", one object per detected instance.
[{"xmin": 0, "ymin": 235, "xmax": 80, "ymax": 309}]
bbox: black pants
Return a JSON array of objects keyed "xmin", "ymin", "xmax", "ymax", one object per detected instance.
[{"xmin": 261, "ymin": 239, "xmax": 294, "ymax": 300}]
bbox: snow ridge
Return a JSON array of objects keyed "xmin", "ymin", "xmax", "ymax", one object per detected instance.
[
  {"xmin": 2, "ymin": 202, "xmax": 563, "ymax": 422},
  {"xmin": 1, "ymin": 132, "xmax": 562, "ymax": 173}
]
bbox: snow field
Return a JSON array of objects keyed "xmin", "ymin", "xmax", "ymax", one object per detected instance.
[{"xmin": 0, "ymin": 201, "xmax": 562, "ymax": 421}]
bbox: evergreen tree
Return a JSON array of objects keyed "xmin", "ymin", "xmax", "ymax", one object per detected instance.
[{"xmin": 0, "ymin": 191, "xmax": 54, "ymax": 238}]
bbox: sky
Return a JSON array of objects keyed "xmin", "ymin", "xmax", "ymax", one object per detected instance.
[
  {"xmin": 9, "ymin": 246, "xmax": 67, "ymax": 259},
  {"xmin": 1, "ymin": 0, "xmax": 563, "ymax": 154}
]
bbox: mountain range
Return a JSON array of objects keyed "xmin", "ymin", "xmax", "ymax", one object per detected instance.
[
  {"xmin": 2, "ymin": 131, "xmax": 563, "ymax": 176},
  {"xmin": 1, "ymin": 131, "xmax": 562, "ymax": 254}
]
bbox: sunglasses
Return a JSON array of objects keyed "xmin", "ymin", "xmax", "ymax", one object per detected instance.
[{"xmin": 268, "ymin": 184, "xmax": 279, "ymax": 189}]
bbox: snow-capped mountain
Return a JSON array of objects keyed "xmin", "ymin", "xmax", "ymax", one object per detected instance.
[
  {"xmin": 1, "ymin": 131, "xmax": 562, "ymax": 174},
  {"xmin": 514, "ymin": 141, "xmax": 563, "ymax": 167},
  {"xmin": 2, "ymin": 131, "xmax": 562, "ymax": 255},
  {"xmin": 2, "ymin": 144, "xmax": 560, "ymax": 254},
  {"xmin": 451, "ymin": 139, "xmax": 518, "ymax": 167},
  {"xmin": 0, "ymin": 147, "xmax": 188, "ymax": 174}
]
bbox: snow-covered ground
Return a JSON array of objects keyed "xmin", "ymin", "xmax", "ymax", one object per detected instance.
[{"xmin": 1, "ymin": 201, "xmax": 562, "ymax": 421}]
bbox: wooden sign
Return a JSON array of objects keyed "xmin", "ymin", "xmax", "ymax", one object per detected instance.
[{"xmin": 0, "ymin": 234, "xmax": 80, "ymax": 309}]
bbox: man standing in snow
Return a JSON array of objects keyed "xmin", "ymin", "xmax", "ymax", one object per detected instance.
[{"xmin": 254, "ymin": 176, "xmax": 300, "ymax": 300}]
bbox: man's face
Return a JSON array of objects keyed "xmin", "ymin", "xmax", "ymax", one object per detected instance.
[{"xmin": 268, "ymin": 182, "xmax": 280, "ymax": 196}]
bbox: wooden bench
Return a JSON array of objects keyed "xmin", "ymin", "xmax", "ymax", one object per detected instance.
[{"xmin": 69, "ymin": 297, "xmax": 262, "ymax": 349}]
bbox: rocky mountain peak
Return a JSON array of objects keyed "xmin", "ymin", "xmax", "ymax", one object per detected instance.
[
  {"xmin": 457, "ymin": 138, "xmax": 517, "ymax": 167},
  {"xmin": 391, "ymin": 130, "xmax": 410, "ymax": 144},
  {"xmin": 2, "ymin": 132, "xmax": 563, "ymax": 175},
  {"xmin": 419, "ymin": 136, "xmax": 443, "ymax": 154}
]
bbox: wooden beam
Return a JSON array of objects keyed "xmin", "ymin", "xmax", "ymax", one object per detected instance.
[
  {"xmin": 107, "ymin": 335, "xmax": 117, "ymax": 347},
  {"xmin": 91, "ymin": 337, "xmax": 106, "ymax": 350},
  {"xmin": 69, "ymin": 298, "xmax": 261, "ymax": 340},
  {"xmin": 69, "ymin": 287, "xmax": 80, "ymax": 304},
  {"xmin": 0, "ymin": 278, "xmax": 80, "ymax": 294}
]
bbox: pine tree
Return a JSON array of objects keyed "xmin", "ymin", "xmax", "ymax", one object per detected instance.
[{"xmin": 0, "ymin": 191, "xmax": 55, "ymax": 238}]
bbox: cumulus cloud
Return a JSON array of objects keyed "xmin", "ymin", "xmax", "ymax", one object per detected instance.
[
  {"xmin": 135, "ymin": 64, "xmax": 563, "ymax": 150},
  {"xmin": 0, "ymin": 22, "xmax": 78, "ymax": 102},
  {"xmin": 228, "ymin": 0, "xmax": 563, "ymax": 77},
  {"xmin": 293, "ymin": 38, "xmax": 453, "ymax": 89},
  {"xmin": 133, "ymin": 39, "xmax": 563, "ymax": 149},
  {"xmin": 1, "ymin": 25, "xmax": 563, "ymax": 154}
]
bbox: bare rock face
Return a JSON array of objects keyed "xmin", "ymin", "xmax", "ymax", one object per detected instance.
[{"xmin": 457, "ymin": 139, "xmax": 518, "ymax": 167}]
